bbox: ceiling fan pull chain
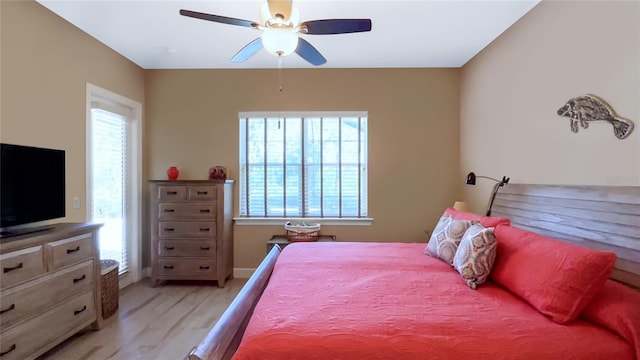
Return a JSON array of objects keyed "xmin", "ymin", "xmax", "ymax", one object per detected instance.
[
  {"xmin": 278, "ymin": 55, "xmax": 283, "ymax": 93},
  {"xmin": 277, "ymin": 55, "xmax": 284, "ymax": 125}
]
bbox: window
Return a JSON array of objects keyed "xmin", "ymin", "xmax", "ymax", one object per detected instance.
[
  {"xmin": 87, "ymin": 83, "xmax": 142, "ymax": 289},
  {"xmin": 239, "ymin": 112, "xmax": 367, "ymax": 219}
]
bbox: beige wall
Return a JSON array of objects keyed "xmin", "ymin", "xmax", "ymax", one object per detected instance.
[
  {"xmin": 460, "ymin": 0, "xmax": 640, "ymax": 214},
  {"xmin": 4, "ymin": 0, "xmax": 638, "ymax": 273},
  {"xmin": 145, "ymin": 68, "xmax": 461, "ymax": 268},
  {"xmin": 0, "ymin": 0, "xmax": 145, "ymax": 222}
]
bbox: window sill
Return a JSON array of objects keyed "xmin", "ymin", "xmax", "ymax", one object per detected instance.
[{"xmin": 233, "ymin": 217, "xmax": 374, "ymax": 226}]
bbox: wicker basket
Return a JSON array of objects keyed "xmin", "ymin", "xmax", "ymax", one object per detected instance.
[
  {"xmin": 284, "ymin": 223, "xmax": 321, "ymax": 242},
  {"xmin": 100, "ymin": 259, "xmax": 119, "ymax": 320}
]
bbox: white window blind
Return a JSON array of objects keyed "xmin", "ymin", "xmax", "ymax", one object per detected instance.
[
  {"xmin": 239, "ymin": 112, "xmax": 368, "ymax": 218},
  {"xmin": 90, "ymin": 106, "xmax": 129, "ymax": 274}
]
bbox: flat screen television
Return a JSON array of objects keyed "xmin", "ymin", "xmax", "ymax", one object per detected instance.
[{"xmin": 0, "ymin": 143, "xmax": 65, "ymax": 238}]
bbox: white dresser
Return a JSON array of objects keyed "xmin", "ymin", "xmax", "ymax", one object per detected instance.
[
  {"xmin": 149, "ymin": 180, "xmax": 233, "ymax": 287},
  {"xmin": 0, "ymin": 223, "xmax": 102, "ymax": 360}
]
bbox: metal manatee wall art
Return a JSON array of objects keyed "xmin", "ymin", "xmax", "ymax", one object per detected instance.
[{"xmin": 557, "ymin": 94, "xmax": 634, "ymax": 139}]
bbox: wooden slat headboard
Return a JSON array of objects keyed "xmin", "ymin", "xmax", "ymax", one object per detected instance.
[{"xmin": 491, "ymin": 184, "xmax": 640, "ymax": 288}]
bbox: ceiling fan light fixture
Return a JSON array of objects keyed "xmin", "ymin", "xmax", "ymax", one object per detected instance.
[{"xmin": 262, "ymin": 27, "xmax": 299, "ymax": 56}]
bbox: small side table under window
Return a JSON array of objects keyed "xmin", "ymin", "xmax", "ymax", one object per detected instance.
[{"xmin": 267, "ymin": 235, "xmax": 336, "ymax": 254}]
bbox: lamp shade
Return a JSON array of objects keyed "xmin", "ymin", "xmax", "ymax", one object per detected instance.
[
  {"xmin": 261, "ymin": 27, "xmax": 299, "ymax": 56},
  {"xmin": 453, "ymin": 201, "xmax": 469, "ymax": 212}
]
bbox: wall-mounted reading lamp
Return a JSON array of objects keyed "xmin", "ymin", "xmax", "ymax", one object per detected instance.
[{"xmin": 465, "ymin": 172, "xmax": 510, "ymax": 216}]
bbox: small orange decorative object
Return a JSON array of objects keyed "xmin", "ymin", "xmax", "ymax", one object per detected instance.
[{"xmin": 167, "ymin": 166, "xmax": 179, "ymax": 181}]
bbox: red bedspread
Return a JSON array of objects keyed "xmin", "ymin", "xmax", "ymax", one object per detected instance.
[{"xmin": 233, "ymin": 242, "xmax": 634, "ymax": 360}]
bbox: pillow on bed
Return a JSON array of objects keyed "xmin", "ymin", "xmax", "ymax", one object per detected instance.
[
  {"xmin": 444, "ymin": 208, "xmax": 510, "ymax": 228},
  {"xmin": 582, "ymin": 280, "xmax": 640, "ymax": 357},
  {"xmin": 453, "ymin": 224, "xmax": 497, "ymax": 289},
  {"xmin": 426, "ymin": 214, "xmax": 476, "ymax": 266},
  {"xmin": 491, "ymin": 225, "xmax": 617, "ymax": 324}
]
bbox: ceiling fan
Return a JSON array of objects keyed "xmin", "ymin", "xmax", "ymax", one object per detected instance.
[{"xmin": 179, "ymin": 0, "xmax": 372, "ymax": 66}]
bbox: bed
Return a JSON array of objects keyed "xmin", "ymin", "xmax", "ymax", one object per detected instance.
[{"xmin": 188, "ymin": 184, "xmax": 640, "ymax": 360}]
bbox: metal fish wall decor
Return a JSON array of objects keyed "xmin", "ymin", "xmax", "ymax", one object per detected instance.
[{"xmin": 557, "ymin": 94, "xmax": 634, "ymax": 140}]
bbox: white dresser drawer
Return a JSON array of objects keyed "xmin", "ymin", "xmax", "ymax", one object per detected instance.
[
  {"xmin": 158, "ymin": 221, "xmax": 216, "ymax": 238},
  {"xmin": 158, "ymin": 203, "xmax": 216, "ymax": 219},
  {"xmin": 0, "ymin": 291, "xmax": 95, "ymax": 360},
  {"xmin": 0, "ymin": 246, "xmax": 45, "ymax": 289},
  {"xmin": 187, "ymin": 186, "xmax": 216, "ymax": 201},
  {"xmin": 157, "ymin": 185, "xmax": 187, "ymax": 201},
  {"xmin": 46, "ymin": 233, "xmax": 94, "ymax": 270},
  {"xmin": 0, "ymin": 260, "xmax": 94, "ymax": 329}
]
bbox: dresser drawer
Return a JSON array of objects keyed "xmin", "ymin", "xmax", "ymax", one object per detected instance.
[
  {"xmin": 158, "ymin": 259, "xmax": 216, "ymax": 277},
  {"xmin": 187, "ymin": 186, "xmax": 216, "ymax": 201},
  {"xmin": 46, "ymin": 233, "xmax": 94, "ymax": 270},
  {"xmin": 0, "ymin": 291, "xmax": 95, "ymax": 360},
  {"xmin": 157, "ymin": 185, "xmax": 187, "ymax": 201},
  {"xmin": 158, "ymin": 221, "xmax": 216, "ymax": 238},
  {"xmin": 158, "ymin": 240, "xmax": 216, "ymax": 257},
  {"xmin": 0, "ymin": 260, "xmax": 94, "ymax": 329},
  {"xmin": 158, "ymin": 203, "xmax": 216, "ymax": 219},
  {"xmin": 0, "ymin": 246, "xmax": 45, "ymax": 289}
]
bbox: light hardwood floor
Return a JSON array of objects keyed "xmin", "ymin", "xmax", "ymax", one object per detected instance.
[{"xmin": 39, "ymin": 278, "xmax": 246, "ymax": 360}]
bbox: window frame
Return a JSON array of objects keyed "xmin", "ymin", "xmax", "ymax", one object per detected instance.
[
  {"xmin": 236, "ymin": 111, "xmax": 373, "ymax": 226},
  {"xmin": 86, "ymin": 83, "xmax": 143, "ymax": 288}
]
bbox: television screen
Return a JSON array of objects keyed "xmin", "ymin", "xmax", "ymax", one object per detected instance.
[{"xmin": 0, "ymin": 143, "xmax": 65, "ymax": 231}]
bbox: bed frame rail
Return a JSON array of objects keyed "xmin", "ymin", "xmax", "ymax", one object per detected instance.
[{"xmin": 188, "ymin": 245, "xmax": 281, "ymax": 360}]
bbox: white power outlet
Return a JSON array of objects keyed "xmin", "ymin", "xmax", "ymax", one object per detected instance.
[{"xmin": 73, "ymin": 196, "xmax": 81, "ymax": 209}]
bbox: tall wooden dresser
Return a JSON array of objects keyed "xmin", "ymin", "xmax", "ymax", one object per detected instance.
[
  {"xmin": 149, "ymin": 180, "xmax": 233, "ymax": 287},
  {"xmin": 0, "ymin": 223, "xmax": 103, "ymax": 360}
]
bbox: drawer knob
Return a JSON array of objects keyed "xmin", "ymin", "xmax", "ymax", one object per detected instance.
[
  {"xmin": 164, "ymin": 209, "xmax": 175, "ymax": 213},
  {"xmin": 200, "ymin": 246, "xmax": 210, "ymax": 251},
  {"xmin": 167, "ymin": 191, "xmax": 178, "ymax": 195},
  {"xmin": 199, "ymin": 227, "xmax": 210, "ymax": 232},
  {"xmin": 67, "ymin": 246, "xmax": 81, "ymax": 254},
  {"xmin": 0, "ymin": 304, "xmax": 15, "ymax": 315},
  {"xmin": 199, "ymin": 209, "xmax": 210, "ymax": 213},
  {"xmin": 199, "ymin": 266, "xmax": 210, "ymax": 270},
  {"xmin": 74, "ymin": 305, "xmax": 87, "ymax": 316},
  {"xmin": 164, "ymin": 246, "xmax": 175, "ymax": 250},
  {"xmin": 164, "ymin": 265, "xmax": 175, "ymax": 269},
  {"xmin": 197, "ymin": 191, "xmax": 208, "ymax": 195},
  {"xmin": 0, "ymin": 344, "xmax": 16, "ymax": 357},
  {"xmin": 164, "ymin": 227, "xmax": 175, "ymax": 232},
  {"xmin": 73, "ymin": 274, "xmax": 86, "ymax": 283},
  {"xmin": 3, "ymin": 263, "xmax": 23, "ymax": 273}
]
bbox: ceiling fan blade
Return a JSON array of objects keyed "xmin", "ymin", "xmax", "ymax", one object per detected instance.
[
  {"xmin": 301, "ymin": 19, "xmax": 372, "ymax": 35},
  {"xmin": 267, "ymin": 0, "xmax": 292, "ymax": 22},
  {"xmin": 179, "ymin": 9, "xmax": 258, "ymax": 29},
  {"xmin": 231, "ymin": 38, "xmax": 264, "ymax": 63},
  {"xmin": 295, "ymin": 38, "xmax": 326, "ymax": 66}
]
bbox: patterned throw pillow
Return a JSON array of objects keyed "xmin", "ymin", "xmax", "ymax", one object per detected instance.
[
  {"xmin": 425, "ymin": 214, "xmax": 451, "ymax": 256},
  {"xmin": 453, "ymin": 224, "xmax": 497, "ymax": 289},
  {"xmin": 426, "ymin": 214, "xmax": 476, "ymax": 266}
]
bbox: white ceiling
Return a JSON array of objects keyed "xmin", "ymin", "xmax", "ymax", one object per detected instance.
[{"xmin": 36, "ymin": 0, "xmax": 540, "ymax": 69}]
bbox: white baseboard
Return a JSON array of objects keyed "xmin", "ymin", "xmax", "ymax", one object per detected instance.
[
  {"xmin": 234, "ymin": 268, "xmax": 256, "ymax": 279},
  {"xmin": 141, "ymin": 266, "xmax": 255, "ymax": 279}
]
